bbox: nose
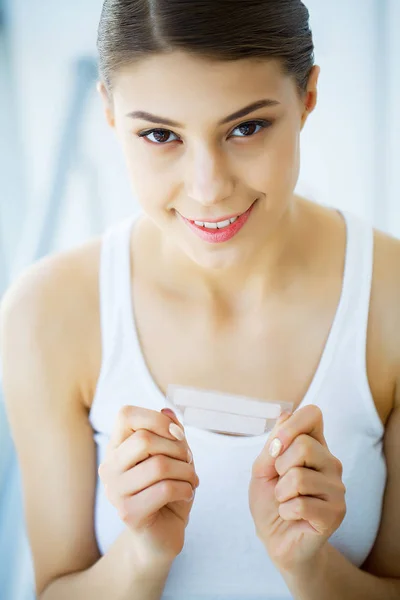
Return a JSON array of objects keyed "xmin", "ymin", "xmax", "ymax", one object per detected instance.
[{"xmin": 185, "ymin": 144, "xmax": 234, "ymax": 207}]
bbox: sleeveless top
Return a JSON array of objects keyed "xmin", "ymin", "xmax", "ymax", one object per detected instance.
[{"xmin": 88, "ymin": 209, "xmax": 387, "ymax": 600}]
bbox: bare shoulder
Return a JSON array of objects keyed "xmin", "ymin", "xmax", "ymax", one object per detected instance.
[
  {"xmin": 0, "ymin": 239, "xmax": 106, "ymax": 593},
  {"xmin": 371, "ymin": 228, "xmax": 400, "ymax": 370},
  {"xmin": 0, "ymin": 237, "xmax": 102, "ymax": 408},
  {"xmin": 309, "ymin": 199, "xmax": 400, "ymax": 422}
]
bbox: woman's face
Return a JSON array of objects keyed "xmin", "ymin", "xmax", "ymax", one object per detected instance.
[{"xmin": 99, "ymin": 51, "xmax": 319, "ymax": 270}]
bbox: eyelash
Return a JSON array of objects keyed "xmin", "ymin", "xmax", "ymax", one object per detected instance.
[{"xmin": 137, "ymin": 119, "xmax": 273, "ymax": 145}]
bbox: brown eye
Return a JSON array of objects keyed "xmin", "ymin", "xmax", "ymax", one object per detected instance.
[
  {"xmin": 138, "ymin": 129, "xmax": 179, "ymax": 144},
  {"xmin": 238, "ymin": 123, "xmax": 258, "ymax": 136},
  {"xmin": 230, "ymin": 119, "xmax": 272, "ymax": 138},
  {"xmin": 152, "ymin": 130, "xmax": 172, "ymax": 143}
]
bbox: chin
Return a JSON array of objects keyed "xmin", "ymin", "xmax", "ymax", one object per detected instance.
[{"xmin": 184, "ymin": 240, "xmax": 253, "ymax": 271}]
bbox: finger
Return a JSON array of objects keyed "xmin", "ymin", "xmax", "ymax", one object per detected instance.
[
  {"xmin": 253, "ymin": 404, "xmax": 327, "ymax": 481},
  {"xmin": 274, "ymin": 466, "xmax": 343, "ymax": 503},
  {"xmin": 108, "ymin": 405, "xmax": 186, "ymax": 450},
  {"xmin": 118, "ymin": 455, "xmax": 199, "ymax": 497},
  {"xmin": 278, "ymin": 495, "xmax": 345, "ymax": 534},
  {"xmin": 274, "ymin": 434, "xmax": 336, "ymax": 478},
  {"xmin": 160, "ymin": 408, "xmax": 194, "ymax": 465},
  {"xmin": 161, "ymin": 408, "xmax": 182, "ymax": 427},
  {"xmin": 119, "ymin": 479, "xmax": 196, "ymax": 528},
  {"xmin": 272, "ymin": 405, "xmax": 328, "ymax": 457},
  {"xmin": 113, "ymin": 429, "xmax": 192, "ymax": 472},
  {"xmin": 251, "ymin": 410, "xmax": 292, "ymax": 481}
]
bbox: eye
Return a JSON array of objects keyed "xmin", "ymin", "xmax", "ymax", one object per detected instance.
[
  {"xmin": 137, "ymin": 129, "xmax": 179, "ymax": 145},
  {"xmin": 137, "ymin": 118, "xmax": 272, "ymax": 145},
  {"xmin": 229, "ymin": 119, "xmax": 272, "ymax": 138}
]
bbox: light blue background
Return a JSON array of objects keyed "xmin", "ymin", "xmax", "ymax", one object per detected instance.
[{"xmin": 0, "ymin": 1, "xmax": 399, "ymax": 598}]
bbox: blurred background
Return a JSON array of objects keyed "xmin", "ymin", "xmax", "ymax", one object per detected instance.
[{"xmin": 0, "ymin": 0, "xmax": 399, "ymax": 598}]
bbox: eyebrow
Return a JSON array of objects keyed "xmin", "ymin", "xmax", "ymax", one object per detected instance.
[{"xmin": 125, "ymin": 98, "xmax": 280, "ymax": 128}]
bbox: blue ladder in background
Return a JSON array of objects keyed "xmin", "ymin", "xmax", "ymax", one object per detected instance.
[{"xmin": 0, "ymin": 54, "xmax": 99, "ymax": 600}]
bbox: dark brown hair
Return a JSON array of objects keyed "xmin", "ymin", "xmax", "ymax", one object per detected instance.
[{"xmin": 97, "ymin": 0, "xmax": 315, "ymax": 100}]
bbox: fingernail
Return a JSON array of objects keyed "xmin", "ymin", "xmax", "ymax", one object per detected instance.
[
  {"xmin": 169, "ymin": 423, "xmax": 185, "ymax": 441},
  {"xmin": 269, "ymin": 437, "xmax": 283, "ymax": 458},
  {"xmin": 161, "ymin": 408, "xmax": 177, "ymax": 420},
  {"xmin": 187, "ymin": 449, "xmax": 193, "ymax": 464}
]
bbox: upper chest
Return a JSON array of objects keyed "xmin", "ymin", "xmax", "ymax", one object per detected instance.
[{"xmin": 129, "ymin": 271, "xmax": 394, "ymax": 428}]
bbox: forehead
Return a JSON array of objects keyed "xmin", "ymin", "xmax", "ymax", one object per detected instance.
[{"xmin": 112, "ymin": 51, "xmax": 296, "ymax": 122}]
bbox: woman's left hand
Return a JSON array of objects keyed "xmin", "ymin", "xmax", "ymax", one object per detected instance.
[{"xmin": 249, "ymin": 405, "xmax": 347, "ymax": 573}]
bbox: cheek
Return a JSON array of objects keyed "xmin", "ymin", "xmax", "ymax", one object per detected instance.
[
  {"xmin": 119, "ymin": 146, "xmax": 172, "ymax": 211},
  {"xmin": 269, "ymin": 129, "xmax": 300, "ymax": 193},
  {"xmin": 244, "ymin": 128, "xmax": 300, "ymax": 194}
]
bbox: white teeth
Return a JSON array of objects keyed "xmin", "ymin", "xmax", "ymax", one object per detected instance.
[
  {"xmin": 194, "ymin": 216, "xmax": 239, "ymax": 229},
  {"xmin": 217, "ymin": 219, "xmax": 231, "ymax": 229}
]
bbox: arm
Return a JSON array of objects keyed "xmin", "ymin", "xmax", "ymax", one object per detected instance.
[
  {"xmin": 275, "ymin": 231, "xmax": 400, "ymax": 599},
  {"xmin": 0, "ymin": 252, "xmax": 172, "ymax": 600},
  {"xmin": 40, "ymin": 529, "xmax": 172, "ymax": 600},
  {"xmin": 280, "ymin": 396, "xmax": 400, "ymax": 600}
]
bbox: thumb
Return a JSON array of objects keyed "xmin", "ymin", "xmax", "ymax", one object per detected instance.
[
  {"xmin": 252, "ymin": 410, "xmax": 292, "ymax": 481},
  {"xmin": 275, "ymin": 409, "xmax": 292, "ymax": 427},
  {"xmin": 161, "ymin": 407, "xmax": 184, "ymax": 428}
]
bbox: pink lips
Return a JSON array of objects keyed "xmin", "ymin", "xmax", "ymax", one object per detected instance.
[{"xmin": 179, "ymin": 200, "xmax": 257, "ymax": 244}]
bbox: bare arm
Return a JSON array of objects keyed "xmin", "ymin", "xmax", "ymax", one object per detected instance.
[
  {"xmin": 40, "ymin": 529, "xmax": 172, "ymax": 600},
  {"xmin": 279, "ymin": 234, "xmax": 400, "ymax": 599},
  {"xmin": 0, "ymin": 250, "xmax": 172, "ymax": 600}
]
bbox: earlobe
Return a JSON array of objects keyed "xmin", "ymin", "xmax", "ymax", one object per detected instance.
[
  {"xmin": 300, "ymin": 65, "xmax": 320, "ymax": 128},
  {"xmin": 106, "ymin": 110, "xmax": 115, "ymax": 129},
  {"xmin": 97, "ymin": 80, "xmax": 115, "ymax": 129}
]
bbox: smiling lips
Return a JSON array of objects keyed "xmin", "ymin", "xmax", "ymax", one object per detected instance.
[{"xmin": 178, "ymin": 200, "xmax": 257, "ymax": 244}]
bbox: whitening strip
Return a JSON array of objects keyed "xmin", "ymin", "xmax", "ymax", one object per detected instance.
[{"xmin": 166, "ymin": 385, "xmax": 293, "ymax": 436}]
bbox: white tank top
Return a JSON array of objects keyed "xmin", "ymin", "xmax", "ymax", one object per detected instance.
[{"xmin": 89, "ymin": 209, "xmax": 387, "ymax": 600}]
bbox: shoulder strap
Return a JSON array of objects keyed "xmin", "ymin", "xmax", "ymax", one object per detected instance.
[
  {"xmin": 340, "ymin": 210, "xmax": 374, "ymax": 339},
  {"xmin": 97, "ymin": 215, "xmax": 137, "ymax": 372}
]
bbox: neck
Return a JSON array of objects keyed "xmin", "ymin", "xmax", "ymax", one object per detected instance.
[{"xmin": 160, "ymin": 198, "xmax": 308, "ymax": 311}]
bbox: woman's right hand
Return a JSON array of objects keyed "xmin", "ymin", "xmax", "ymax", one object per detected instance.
[{"xmin": 98, "ymin": 405, "xmax": 199, "ymax": 568}]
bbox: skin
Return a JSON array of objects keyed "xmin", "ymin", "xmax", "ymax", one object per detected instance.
[{"xmin": 1, "ymin": 50, "xmax": 399, "ymax": 594}]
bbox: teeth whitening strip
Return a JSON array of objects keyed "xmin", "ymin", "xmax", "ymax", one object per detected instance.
[{"xmin": 166, "ymin": 385, "xmax": 293, "ymax": 436}]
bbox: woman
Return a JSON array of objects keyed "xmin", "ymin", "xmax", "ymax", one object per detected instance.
[{"xmin": 1, "ymin": 0, "xmax": 399, "ymax": 598}]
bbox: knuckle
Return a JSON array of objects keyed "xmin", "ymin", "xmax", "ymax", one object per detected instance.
[
  {"xmin": 281, "ymin": 424, "xmax": 294, "ymax": 440},
  {"xmin": 295, "ymin": 496, "xmax": 307, "ymax": 516},
  {"xmin": 310, "ymin": 404, "xmax": 323, "ymax": 421},
  {"xmin": 334, "ymin": 456, "xmax": 343, "ymax": 475},
  {"xmin": 134, "ymin": 429, "xmax": 152, "ymax": 447},
  {"xmin": 186, "ymin": 483, "xmax": 195, "ymax": 501},
  {"xmin": 133, "ymin": 429, "xmax": 151, "ymax": 444},
  {"xmin": 114, "ymin": 448, "xmax": 126, "ymax": 472},
  {"xmin": 158, "ymin": 479, "xmax": 174, "ymax": 499},
  {"xmin": 291, "ymin": 467, "xmax": 306, "ymax": 491},
  {"xmin": 119, "ymin": 404, "xmax": 133, "ymax": 420},
  {"xmin": 118, "ymin": 497, "xmax": 132, "ymax": 523},
  {"xmin": 183, "ymin": 444, "xmax": 192, "ymax": 463},
  {"xmin": 298, "ymin": 434, "xmax": 313, "ymax": 459},
  {"xmin": 153, "ymin": 455, "xmax": 169, "ymax": 478}
]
